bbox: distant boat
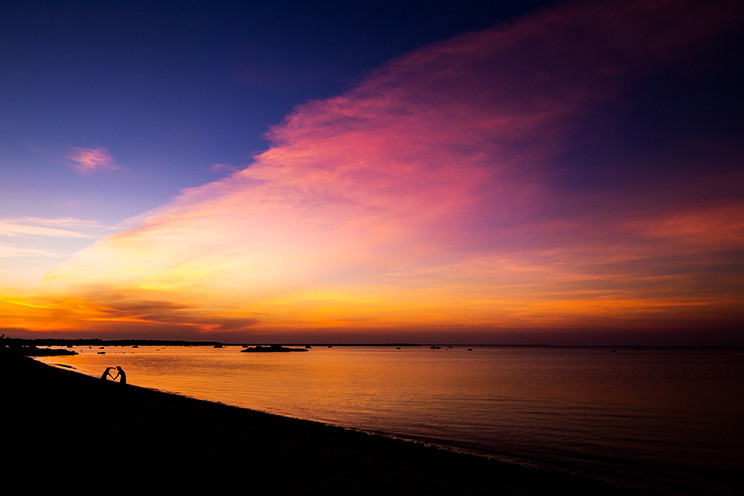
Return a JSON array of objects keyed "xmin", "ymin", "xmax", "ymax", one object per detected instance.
[
  {"xmin": 468, "ymin": 348, "xmax": 473, "ymax": 351},
  {"xmin": 430, "ymin": 345, "xmax": 441, "ymax": 349}
]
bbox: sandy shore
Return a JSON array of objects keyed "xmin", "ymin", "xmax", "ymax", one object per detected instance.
[{"xmin": 2, "ymin": 352, "xmax": 649, "ymax": 494}]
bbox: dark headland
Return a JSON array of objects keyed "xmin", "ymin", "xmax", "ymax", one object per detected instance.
[{"xmin": 2, "ymin": 349, "xmax": 651, "ymax": 494}]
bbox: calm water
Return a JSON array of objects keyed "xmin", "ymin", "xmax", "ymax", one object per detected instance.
[{"xmin": 37, "ymin": 345, "xmax": 744, "ymax": 495}]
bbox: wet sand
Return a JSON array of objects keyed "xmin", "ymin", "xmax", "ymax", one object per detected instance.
[{"xmin": 2, "ymin": 352, "xmax": 649, "ymax": 494}]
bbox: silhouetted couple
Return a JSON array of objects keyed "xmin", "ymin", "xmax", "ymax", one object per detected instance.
[{"xmin": 101, "ymin": 366, "xmax": 126, "ymax": 384}]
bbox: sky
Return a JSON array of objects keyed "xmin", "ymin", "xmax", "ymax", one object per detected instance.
[{"xmin": 2, "ymin": 0, "xmax": 743, "ymax": 345}]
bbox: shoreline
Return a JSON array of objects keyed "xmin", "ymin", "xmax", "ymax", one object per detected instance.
[{"xmin": 3, "ymin": 352, "xmax": 651, "ymax": 494}]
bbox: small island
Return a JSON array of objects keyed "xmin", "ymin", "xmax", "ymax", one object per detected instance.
[
  {"xmin": 241, "ymin": 344, "xmax": 309, "ymax": 353},
  {"xmin": 0, "ymin": 336, "xmax": 78, "ymax": 357}
]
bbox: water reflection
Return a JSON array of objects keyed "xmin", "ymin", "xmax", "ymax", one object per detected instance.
[{"xmin": 37, "ymin": 346, "xmax": 744, "ymax": 495}]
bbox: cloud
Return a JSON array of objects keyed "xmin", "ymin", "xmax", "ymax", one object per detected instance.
[
  {"xmin": 25, "ymin": 0, "xmax": 744, "ymax": 341},
  {"xmin": 0, "ymin": 218, "xmax": 94, "ymax": 238},
  {"xmin": 0, "ymin": 285, "xmax": 261, "ymax": 338},
  {"xmin": 0, "ymin": 217, "xmax": 111, "ymax": 239},
  {"xmin": 210, "ymin": 163, "xmax": 242, "ymax": 174},
  {"xmin": 0, "ymin": 217, "xmax": 113, "ymax": 290},
  {"xmin": 0, "ymin": 246, "xmax": 62, "ymax": 258},
  {"xmin": 67, "ymin": 146, "xmax": 118, "ymax": 173}
]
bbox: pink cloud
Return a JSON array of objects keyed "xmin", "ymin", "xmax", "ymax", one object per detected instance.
[
  {"xmin": 31, "ymin": 0, "xmax": 744, "ymax": 340},
  {"xmin": 210, "ymin": 163, "xmax": 241, "ymax": 174},
  {"xmin": 67, "ymin": 147, "xmax": 118, "ymax": 174}
]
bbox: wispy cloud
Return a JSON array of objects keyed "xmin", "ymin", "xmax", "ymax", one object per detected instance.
[
  {"xmin": 0, "ymin": 217, "xmax": 114, "ymax": 287},
  {"xmin": 0, "ymin": 246, "xmax": 63, "ymax": 258},
  {"xmin": 67, "ymin": 146, "xmax": 118, "ymax": 173},
  {"xmin": 0, "ymin": 217, "xmax": 110, "ymax": 239},
  {"xmin": 19, "ymin": 0, "xmax": 744, "ymax": 341},
  {"xmin": 210, "ymin": 163, "xmax": 242, "ymax": 174},
  {"xmin": 1, "ymin": 220, "xmax": 92, "ymax": 239}
]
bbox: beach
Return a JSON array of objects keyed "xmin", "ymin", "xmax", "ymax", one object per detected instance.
[{"xmin": 3, "ymin": 351, "xmax": 649, "ymax": 494}]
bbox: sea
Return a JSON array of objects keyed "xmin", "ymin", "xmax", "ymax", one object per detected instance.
[{"xmin": 36, "ymin": 345, "xmax": 743, "ymax": 496}]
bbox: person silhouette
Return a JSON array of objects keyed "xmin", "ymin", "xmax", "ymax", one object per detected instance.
[
  {"xmin": 113, "ymin": 366, "xmax": 127, "ymax": 385},
  {"xmin": 101, "ymin": 367, "xmax": 113, "ymax": 380}
]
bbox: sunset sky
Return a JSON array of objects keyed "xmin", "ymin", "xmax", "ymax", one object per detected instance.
[{"xmin": 2, "ymin": 0, "xmax": 743, "ymax": 345}]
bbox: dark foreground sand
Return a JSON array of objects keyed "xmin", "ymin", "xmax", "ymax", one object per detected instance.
[{"xmin": 2, "ymin": 352, "xmax": 649, "ymax": 494}]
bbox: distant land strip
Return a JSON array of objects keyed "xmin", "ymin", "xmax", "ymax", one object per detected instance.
[{"xmin": 0, "ymin": 336, "xmax": 558, "ymax": 348}]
